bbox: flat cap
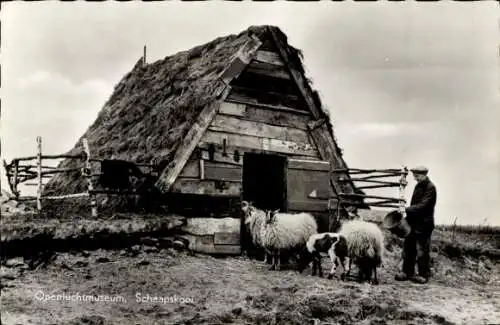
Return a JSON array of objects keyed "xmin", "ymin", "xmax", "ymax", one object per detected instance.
[{"xmin": 410, "ymin": 166, "xmax": 429, "ymax": 174}]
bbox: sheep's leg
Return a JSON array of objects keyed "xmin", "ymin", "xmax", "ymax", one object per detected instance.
[
  {"xmin": 371, "ymin": 267, "xmax": 379, "ymax": 285},
  {"xmin": 276, "ymin": 251, "xmax": 281, "ymax": 271},
  {"xmin": 327, "ymin": 250, "xmax": 337, "ymax": 279},
  {"xmin": 342, "ymin": 257, "xmax": 351, "ymax": 281},
  {"xmin": 311, "ymin": 258, "xmax": 317, "ymax": 276},
  {"xmin": 270, "ymin": 253, "xmax": 276, "ymax": 270},
  {"xmin": 357, "ymin": 267, "xmax": 364, "ymax": 283},
  {"xmin": 318, "ymin": 256, "xmax": 323, "ymax": 278}
]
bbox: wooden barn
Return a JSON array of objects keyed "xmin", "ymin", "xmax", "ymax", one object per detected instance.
[{"xmin": 43, "ymin": 25, "xmax": 364, "ymax": 255}]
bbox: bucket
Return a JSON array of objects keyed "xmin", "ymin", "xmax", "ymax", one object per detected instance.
[{"xmin": 383, "ymin": 210, "xmax": 411, "ymax": 238}]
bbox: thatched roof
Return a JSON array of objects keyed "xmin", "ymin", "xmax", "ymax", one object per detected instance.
[{"xmin": 43, "ymin": 25, "xmax": 349, "ymax": 197}]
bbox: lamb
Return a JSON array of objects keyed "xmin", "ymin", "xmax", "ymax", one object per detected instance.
[
  {"xmin": 260, "ymin": 209, "xmax": 318, "ymax": 271},
  {"xmin": 297, "ymin": 233, "xmax": 347, "ymax": 278},
  {"xmin": 327, "ymin": 219, "xmax": 385, "ymax": 284}
]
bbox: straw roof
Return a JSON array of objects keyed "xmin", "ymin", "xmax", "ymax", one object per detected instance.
[{"xmin": 43, "ymin": 25, "xmax": 349, "ymax": 198}]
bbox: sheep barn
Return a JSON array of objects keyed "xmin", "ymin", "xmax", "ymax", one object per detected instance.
[{"xmin": 43, "ymin": 25, "xmax": 366, "ymax": 256}]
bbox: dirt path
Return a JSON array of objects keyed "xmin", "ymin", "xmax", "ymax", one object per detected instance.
[{"xmin": 1, "ymin": 249, "xmax": 499, "ymax": 325}]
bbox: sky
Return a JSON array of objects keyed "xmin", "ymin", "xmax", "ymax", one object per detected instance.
[{"xmin": 1, "ymin": 1, "xmax": 499, "ymax": 226}]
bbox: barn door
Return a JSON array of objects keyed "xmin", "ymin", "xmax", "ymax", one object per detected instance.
[
  {"xmin": 242, "ymin": 153, "xmax": 287, "ymax": 211},
  {"xmin": 286, "ymin": 158, "xmax": 333, "ymax": 213}
]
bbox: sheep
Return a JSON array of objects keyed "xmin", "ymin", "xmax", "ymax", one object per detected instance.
[
  {"xmin": 297, "ymin": 233, "xmax": 347, "ymax": 278},
  {"xmin": 241, "ymin": 201, "xmax": 270, "ymax": 263},
  {"xmin": 327, "ymin": 219, "xmax": 385, "ymax": 285},
  {"xmin": 260, "ymin": 209, "xmax": 318, "ymax": 271}
]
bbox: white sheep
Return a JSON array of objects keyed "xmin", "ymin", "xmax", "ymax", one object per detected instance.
[
  {"xmin": 241, "ymin": 201, "xmax": 269, "ymax": 263},
  {"xmin": 260, "ymin": 209, "xmax": 318, "ymax": 271},
  {"xmin": 328, "ymin": 219, "xmax": 385, "ymax": 284},
  {"xmin": 297, "ymin": 232, "xmax": 347, "ymax": 278}
]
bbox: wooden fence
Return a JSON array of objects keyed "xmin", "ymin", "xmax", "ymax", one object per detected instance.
[
  {"xmin": 329, "ymin": 167, "xmax": 409, "ymax": 216},
  {"xmin": 3, "ymin": 137, "xmax": 158, "ymax": 217}
]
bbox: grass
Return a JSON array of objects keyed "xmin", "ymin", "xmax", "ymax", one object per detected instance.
[{"xmin": 435, "ymin": 223, "xmax": 500, "ymax": 235}]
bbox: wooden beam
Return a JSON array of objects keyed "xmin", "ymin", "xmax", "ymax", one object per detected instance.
[
  {"xmin": 341, "ymin": 178, "xmax": 400, "ymax": 186},
  {"xmin": 36, "ymin": 136, "xmax": 42, "ymax": 211},
  {"xmin": 12, "ymin": 153, "xmax": 84, "ymax": 162},
  {"xmin": 332, "ymin": 168, "xmax": 404, "ymax": 174},
  {"xmin": 171, "ymin": 178, "xmax": 242, "ymax": 197},
  {"xmin": 200, "ymin": 148, "xmax": 243, "ymax": 166},
  {"xmin": 203, "ymin": 161, "xmax": 242, "ymax": 182},
  {"xmin": 220, "ymin": 35, "xmax": 262, "ymax": 85},
  {"xmin": 82, "ymin": 138, "xmax": 98, "ymax": 217},
  {"xmin": 16, "ymin": 196, "xmax": 37, "ymax": 201},
  {"xmin": 208, "ymin": 115, "xmax": 310, "ymax": 143},
  {"xmin": 328, "ymin": 198, "xmax": 401, "ymax": 209},
  {"xmin": 307, "ymin": 119, "xmax": 326, "ymax": 131},
  {"xmin": 245, "ymin": 61, "xmax": 290, "ymax": 80},
  {"xmin": 199, "ymin": 159, "xmax": 205, "ymax": 180},
  {"xmin": 356, "ymin": 184, "xmax": 401, "ymax": 190},
  {"xmin": 254, "ymin": 50, "xmax": 284, "ymax": 66},
  {"xmin": 89, "ymin": 189, "xmax": 139, "ymax": 195},
  {"xmin": 245, "ymin": 104, "xmax": 311, "ymax": 130},
  {"xmin": 362, "ymin": 199, "xmax": 398, "ymax": 205},
  {"xmin": 287, "ymin": 158, "xmax": 330, "ymax": 171},
  {"xmin": 42, "ymin": 193, "xmax": 89, "ymax": 200},
  {"xmin": 225, "ymin": 97, "xmax": 311, "ymax": 116},
  {"xmin": 339, "ymin": 193, "xmax": 405, "ymax": 202},
  {"xmin": 227, "ymin": 86, "xmax": 306, "ymax": 111},
  {"xmin": 40, "ymin": 168, "xmax": 82, "ymax": 175},
  {"xmin": 219, "ymin": 102, "xmax": 246, "ymax": 117},
  {"xmin": 201, "ymin": 130, "xmax": 319, "ymax": 157},
  {"xmin": 157, "ymin": 34, "xmax": 261, "ymax": 193}
]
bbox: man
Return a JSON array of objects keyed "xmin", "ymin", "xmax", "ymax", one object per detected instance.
[{"xmin": 395, "ymin": 166, "xmax": 437, "ymax": 284}]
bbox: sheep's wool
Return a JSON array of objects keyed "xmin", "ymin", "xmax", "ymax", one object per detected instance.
[
  {"xmin": 339, "ymin": 220, "xmax": 384, "ymax": 266},
  {"xmin": 306, "ymin": 233, "xmax": 339, "ymax": 253},
  {"xmin": 246, "ymin": 208, "xmax": 267, "ymax": 246},
  {"xmin": 261, "ymin": 212, "xmax": 318, "ymax": 251}
]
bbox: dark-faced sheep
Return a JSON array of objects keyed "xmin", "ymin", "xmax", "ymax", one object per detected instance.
[{"xmin": 297, "ymin": 232, "xmax": 348, "ymax": 278}]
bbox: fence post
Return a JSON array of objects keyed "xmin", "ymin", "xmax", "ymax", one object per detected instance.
[
  {"xmin": 398, "ymin": 166, "xmax": 408, "ymax": 215},
  {"xmin": 36, "ymin": 136, "xmax": 43, "ymax": 211},
  {"xmin": 82, "ymin": 139, "xmax": 97, "ymax": 217}
]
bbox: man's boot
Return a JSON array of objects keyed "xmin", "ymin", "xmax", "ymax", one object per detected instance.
[
  {"xmin": 394, "ymin": 272, "xmax": 411, "ymax": 281},
  {"xmin": 411, "ymin": 275, "xmax": 429, "ymax": 284}
]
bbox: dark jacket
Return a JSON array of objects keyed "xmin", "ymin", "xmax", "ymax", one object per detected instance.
[{"xmin": 405, "ymin": 177, "xmax": 436, "ymax": 232}]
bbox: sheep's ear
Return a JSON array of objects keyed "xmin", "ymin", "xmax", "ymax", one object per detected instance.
[
  {"xmin": 273, "ymin": 209, "xmax": 280, "ymax": 215},
  {"xmin": 241, "ymin": 201, "xmax": 249, "ymax": 212}
]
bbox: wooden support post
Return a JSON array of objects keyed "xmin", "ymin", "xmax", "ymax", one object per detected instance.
[
  {"xmin": 82, "ymin": 139, "xmax": 97, "ymax": 217},
  {"xmin": 13, "ymin": 160, "xmax": 19, "ymax": 198},
  {"xmin": 398, "ymin": 166, "xmax": 408, "ymax": 215},
  {"xmin": 36, "ymin": 136, "xmax": 42, "ymax": 211},
  {"xmin": 199, "ymin": 159, "xmax": 205, "ymax": 180}
]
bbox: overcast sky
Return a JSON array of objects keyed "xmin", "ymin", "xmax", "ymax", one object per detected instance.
[{"xmin": 1, "ymin": 2, "xmax": 498, "ymax": 226}]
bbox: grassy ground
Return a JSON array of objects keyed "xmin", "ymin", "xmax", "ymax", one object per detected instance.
[{"xmin": 1, "ymin": 215, "xmax": 499, "ymax": 325}]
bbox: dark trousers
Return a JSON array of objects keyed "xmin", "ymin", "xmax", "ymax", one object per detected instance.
[{"xmin": 402, "ymin": 229, "xmax": 433, "ymax": 278}]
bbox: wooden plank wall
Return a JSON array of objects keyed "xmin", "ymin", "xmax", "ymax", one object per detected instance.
[
  {"xmin": 286, "ymin": 159, "xmax": 334, "ymax": 213},
  {"xmin": 172, "ymin": 48, "xmax": 326, "ymax": 201}
]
